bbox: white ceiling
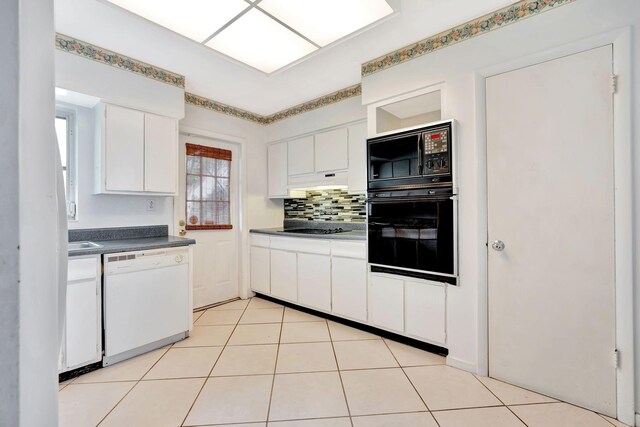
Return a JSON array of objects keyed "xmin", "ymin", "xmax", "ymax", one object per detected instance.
[
  {"xmin": 107, "ymin": 0, "xmax": 394, "ymax": 74},
  {"xmin": 55, "ymin": 0, "xmax": 518, "ymax": 115}
]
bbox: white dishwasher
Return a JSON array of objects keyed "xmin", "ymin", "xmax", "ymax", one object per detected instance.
[{"xmin": 103, "ymin": 247, "xmax": 189, "ymax": 366}]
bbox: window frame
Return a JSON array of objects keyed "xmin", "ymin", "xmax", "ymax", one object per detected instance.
[
  {"xmin": 184, "ymin": 143, "xmax": 233, "ymax": 231},
  {"xmin": 55, "ymin": 106, "xmax": 78, "ymax": 221}
]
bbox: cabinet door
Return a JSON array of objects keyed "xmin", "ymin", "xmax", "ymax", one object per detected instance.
[
  {"xmin": 368, "ymin": 274, "xmax": 404, "ymax": 332},
  {"xmin": 270, "ymin": 249, "xmax": 297, "ymax": 302},
  {"xmin": 66, "ymin": 279, "xmax": 100, "ymax": 369},
  {"xmin": 347, "ymin": 122, "xmax": 367, "ymax": 194},
  {"xmin": 268, "ymin": 142, "xmax": 288, "ymax": 198},
  {"xmin": 315, "ymin": 128, "xmax": 348, "ymax": 172},
  {"xmin": 250, "ymin": 246, "xmax": 271, "ymax": 294},
  {"xmin": 405, "ymin": 280, "xmax": 446, "ymax": 345},
  {"xmin": 104, "ymin": 104, "xmax": 144, "ymax": 192},
  {"xmin": 298, "ymin": 253, "xmax": 331, "ymax": 311},
  {"xmin": 144, "ymin": 113, "xmax": 177, "ymax": 193},
  {"xmin": 332, "ymin": 257, "xmax": 367, "ymax": 321},
  {"xmin": 288, "ymin": 136, "xmax": 315, "ymax": 176}
]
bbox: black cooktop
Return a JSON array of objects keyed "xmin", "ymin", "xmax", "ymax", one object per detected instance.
[{"xmin": 279, "ymin": 228, "xmax": 346, "ymax": 235}]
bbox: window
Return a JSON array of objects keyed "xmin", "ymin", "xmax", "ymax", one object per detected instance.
[
  {"xmin": 55, "ymin": 108, "xmax": 77, "ymax": 220},
  {"xmin": 185, "ymin": 143, "xmax": 232, "ymax": 230}
]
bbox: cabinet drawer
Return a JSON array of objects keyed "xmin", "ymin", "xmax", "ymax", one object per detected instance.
[
  {"xmin": 68, "ymin": 257, "xmax": 99, "ymax": 282},
  {"xmin": 270, "ymin": 236, "xmax": 331, "ymax": 255},
  {"xmin": 331, "ymin": 241, "xmax": 366, "ymax": 259},
  {"xmin": 250, "ymin": 234, "xmax": 270, "ymax": 248}
]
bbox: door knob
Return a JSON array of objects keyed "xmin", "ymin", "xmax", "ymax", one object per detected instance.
[{"xmin": 491, "ymin": 240, "xmax": 505, "ymax": 251}]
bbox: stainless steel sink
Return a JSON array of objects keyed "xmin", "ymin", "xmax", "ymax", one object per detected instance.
[{"xmin": 68, "ymin": 241, "xmax": 103, "ymax": 251}]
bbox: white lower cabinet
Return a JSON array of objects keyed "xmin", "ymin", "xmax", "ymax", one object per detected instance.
[
  {"xmin": 270, "ymin": 249, "xmax": 298, "ymax": 302},
  {"xmin": 298, "ymin": 253, "xmax": 331, "ymax": 311},
  {"xmin": 60, "ymin": 255, "xmax": 101, "ymax": 373},
  {"xmin": 368, "ymin": 274, "xmax": 404, "ymax": 332},
  {"xmin": 405, "ymin": 280, "xmax": 446, "ymax": 346},
  {"xmin": 250, "ymin": 246, "xmax": 270, "ymax": 294},
  {"xmin": 249, "ymin": 234, "xmax": 447, "ymax": 348}
]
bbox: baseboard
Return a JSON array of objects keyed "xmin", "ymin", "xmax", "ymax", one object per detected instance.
[
  {"xmin": 446, "ymin": 356, "xmax": 478, "ymax": 373},
  {"xmin": 254, "ymin": 293, "xmax": 448, "ymax": 356}
]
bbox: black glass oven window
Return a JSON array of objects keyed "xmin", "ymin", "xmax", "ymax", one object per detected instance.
[
  {"xmin": 369, "ymin": 134, "xmax": 420, "ymax": 181},
  {"xmin": 368, "ymin": 198, "xmax": 454, "ymax": 275}
]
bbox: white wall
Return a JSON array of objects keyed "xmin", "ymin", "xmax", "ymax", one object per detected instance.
[
  {"xmin": 17, "ymin": 0, "xmax": 60, "ymax": 425},
  {"xmin": 264, "ymin": 96, "xmax": 366, "ymax": 143},
  {"xmin": 62, "ymin": 102, "xmax": 175, "ymax": 230},
  {"xmin": 56, "ymin": 50, "xmax": 185, "ymax": 119},
  {"xmin": 363, "ymin": 0, "xmax": 640, "ymax": 420},
  {"xmin": 0, "ymin": 0, "xmax": 21, "ymax": 424}
]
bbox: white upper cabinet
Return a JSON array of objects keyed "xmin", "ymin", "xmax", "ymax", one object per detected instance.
[
  {"xmin": 315, "ymin": 128, "xmax": 348, "ymax": 172},
  {"xmin": 104, "ymin": 104, "xmax": 145, "ymax": 192},
  {"xmin": 96, "ymin": 103, "xmax": 178, "ymax": 195},
  {"xmin": 268, "ymin": 142, "xmax": 288, "ymax": 198},
  {"xmin": 347, "ymin": 122, "xmax": 367, "ymax": 194},
  {"xmin": 269, "ymin": 121, "xmax": 367, "ymax": 194},
  {"xmin": 144, "ymin": 113, "xmax": 178, "ymax": 193},
  {"xmin": 288, "ymin": 135, "xmax": 315, "ymax": 176}
]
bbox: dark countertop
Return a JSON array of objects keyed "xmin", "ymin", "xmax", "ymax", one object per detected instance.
[
  {"xmin": 69, "ymin": 236, "xmax": 196, "ymax": 257},
  {"xmin": 68, "ymin": 225, "xmax": 195, "ymax": 257},
  {"xmin": 250, "ymin": 227, "xmax": 366, "ymax": 241}
]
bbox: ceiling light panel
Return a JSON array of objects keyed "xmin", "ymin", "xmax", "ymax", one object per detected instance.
[
  {"xmin": 259, "ymin": 0, "xmax": 394, "ymax": 47},
  {"xmin": 107, "ymin": 0, "xmax": 248, "ymax": 43},
  {"xmin": 206, "ymin": 9, "xmax": 317, "ymax": 73}
]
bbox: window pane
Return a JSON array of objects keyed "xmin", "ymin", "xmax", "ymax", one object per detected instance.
[
  {"xmin": 55, "ymin": 117, "xmax": 67, "ymax": 168},
  {"xmin": 216, "ymin": 159, "xmax": 230, "ymax": 177},
  {"xmin": 202, "ymin": 157, "xmax": 216, "ymax": 176},
  {"xmin": 217, "ymin": 202, "xmax": 230, "ymax": 225},
  {"xmin": 202, "ymin": 202, "xmax": 215, "ymax": 225},
  {"xmin": 187, "ymin": 175, "xmax": 201, "ymax": 200},
  {"xmin": 215, "ymin": 178, "xmax": 229, "ymax": 201},
  {"xmin": 187, "ymin": 201, "xmax": 201, "ymax": 226},
  {"xmin": 186, "ymin": 155, "xmax": 201, "ymax": 174},
  {"xmin": 202, "ymin": 176, "xmax": 215, "ymax": 200}
]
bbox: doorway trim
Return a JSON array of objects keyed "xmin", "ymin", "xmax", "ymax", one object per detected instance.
[
  {"xmin": 474, "ymin": 28, "xmax": 634, "ymax": 424},
  {"xmin": 178, "ymin": 125, "xmax": 251, "ymax": 300}
]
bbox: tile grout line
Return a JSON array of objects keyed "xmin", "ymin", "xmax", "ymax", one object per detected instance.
[
  {"xmin": 469, "ymin": 374, "xmax": 530, "ymax": 427},
  {"xmin": 380, "ymin": 339, "xmax": 441, "ymax": 427},
  {"xmin": 180, "ymin": 299, "xmax": 252, "ymax": 427},
  {"xmin": 597, "ymin": 413, "xmax": 628, "ymax": 427},
  {"xmin": 264, "ymin": 305, "xmax": 286, "ymax": 424},
  {"xmin": 327, "ymin": 319, "xmax": 356, "ymax": 427},
  {"xmin": 95, "ymin": 344, "xmax": 172, "ymax": 426}
]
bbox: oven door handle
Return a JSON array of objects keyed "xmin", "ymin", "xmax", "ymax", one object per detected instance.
[
  {"xmin": 368, "ymin": 221, "xmax": 395, "ymax": 227},
  {"xmin": 367, "ymin": 196, "xmax": 452, "ymax": 204}
]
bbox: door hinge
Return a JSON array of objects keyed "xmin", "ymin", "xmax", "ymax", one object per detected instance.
[
  {"xmin": 613, "ymin": 348, "xmax": 619, "ymax": 368},
  {"xmin": 611, "ymin": 74, "xmax": 618, "ymax": 94}
]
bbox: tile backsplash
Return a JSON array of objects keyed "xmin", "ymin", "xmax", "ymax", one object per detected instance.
[{"xmin": 284, "ymin": 189, "xmax": 366, "ymax": 222}]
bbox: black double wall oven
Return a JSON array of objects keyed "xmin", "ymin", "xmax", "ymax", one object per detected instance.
[{"xmin": 367, "ymin": 120, "xmax": 457, "ymax": 285}]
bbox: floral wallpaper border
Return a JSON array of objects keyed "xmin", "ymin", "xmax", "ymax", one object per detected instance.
[
  {"xmin": 184, "ymin": 92, "xmax": 266, "ymax": 124},
  {"xmin": 185, "ymin": 84, "xmax": 362, "ymax": 125},
  {"xmin": 361, "ymin": 0, "xmax": 575, "ymax": 77},
  {"xmin": 55, "ymin": 33, "xmax": 185, "ymax": 89},
  {"xmin": 263, "ymin": 84, "xmax": 362, "ymax": 125}
]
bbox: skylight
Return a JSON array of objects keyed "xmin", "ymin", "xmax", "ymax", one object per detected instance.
[{"xmin": 106, "ymin": 0, "xmax": 394, "ymax": 73}]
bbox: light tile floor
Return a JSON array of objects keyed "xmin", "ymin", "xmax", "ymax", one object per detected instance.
[{"xmin": 59, "ymin": 297, "xmax": 630, "ymax": 427}]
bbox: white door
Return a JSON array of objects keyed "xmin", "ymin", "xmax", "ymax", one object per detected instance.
[
  {"xmin": 175, "ymin": 134, "xmax": 240, "ymax": 309},
  {"xmin": 487, "ymin": 46, "xmax": 616, "ymax": 415}
]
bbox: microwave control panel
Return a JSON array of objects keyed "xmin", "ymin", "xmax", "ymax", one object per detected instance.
[{"xmin": 422, "ymin": 127, "xmax": 451, "ymax": 177}]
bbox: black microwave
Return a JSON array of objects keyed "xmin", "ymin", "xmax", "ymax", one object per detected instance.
[{"xmin": 367, "ymin": 120, "xmax": 453, "ymax": 191}]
